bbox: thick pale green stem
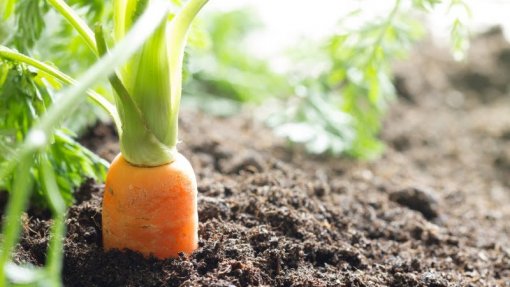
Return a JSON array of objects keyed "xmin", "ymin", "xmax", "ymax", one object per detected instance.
[
  {"xmin": 114, "ymin": 0, "xmax": 141, "ymax": 42},
  {"xmin": 96, "ymin": 24, "xmax": 175, "ymax": 166},
  {"xmin": 122, "ymin": 19, "xmax": 175, "ymax": 165},
  {"xmin": 167, "ymin": 0, "xmax": 208, "ymax": 148},
  {"xmin": 114, "ymin": 0, "xmax": 208, "ymax": 166}
]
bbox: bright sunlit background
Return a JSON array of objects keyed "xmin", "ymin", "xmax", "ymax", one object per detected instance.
[{"xmin": 206, "ymin": 0, "xmax": 510, "ymax": 57}]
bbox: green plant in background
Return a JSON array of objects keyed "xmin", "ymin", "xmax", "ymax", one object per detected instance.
[
  {"xmin": 185, "ymin": 9, "xmax": 291, "ymax": 116},
  {"xmin": 179, "ymin": 0, "xmax": 470, "ymax": 159},
  {"xmin": 268, "ymin": 0, "xmax": 422, "ymax": 158},
  {"xmin": 447, "ymin": 0, "xmax": 471, "ymax": 60},
  {"xmin": 268, "ymin": 0, "xmax": 470, "ymax": 159}
]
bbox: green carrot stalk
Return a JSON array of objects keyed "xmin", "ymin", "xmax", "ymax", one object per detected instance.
[{"xmin": 111, "ymin": 0, "xmax": 209, "ymax": 167}]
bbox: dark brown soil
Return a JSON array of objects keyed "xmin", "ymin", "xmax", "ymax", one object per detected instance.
[{"xmin": 11, "ymin": 29, "xmax": 510, "ymax": 286}]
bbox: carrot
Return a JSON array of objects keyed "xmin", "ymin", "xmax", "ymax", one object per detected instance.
[
  {"xmin": 98, "ymin": 0, "xmax": 208, "ymax": 258},
  {"xmin": 102, "ymin": 153, "xmax": 198, "ymax": 258}
]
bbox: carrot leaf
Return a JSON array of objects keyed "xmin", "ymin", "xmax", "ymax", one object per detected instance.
[{"xmin": 0, "ymin": 61, "xmax": 108, "ymax": 206}]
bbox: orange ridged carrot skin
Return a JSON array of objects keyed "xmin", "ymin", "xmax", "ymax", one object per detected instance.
[{"xmin": 102, "ymin": 153, "xmax": 198, "ymax": 259}]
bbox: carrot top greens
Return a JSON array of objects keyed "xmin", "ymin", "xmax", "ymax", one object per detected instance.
[{"xmin": 111, "ymin": 0, "xmax": 208, "ymax": 166}]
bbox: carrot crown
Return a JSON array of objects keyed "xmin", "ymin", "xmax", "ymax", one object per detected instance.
[{"xmin": 111, "ymin": 0, "xmax": 208, "ymax": 167}]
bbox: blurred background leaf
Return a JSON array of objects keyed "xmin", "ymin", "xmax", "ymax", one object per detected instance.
[
  {"xmin": 182, "ymin": 0, "xmax": 471, "ymax": 159},
  {"xmin": 184, "ymin": 8, "xmax": 291, "ymax": 116},
  {"xmin": 0, "ymin": 61, "xmax": 107, "ymax": 206}
]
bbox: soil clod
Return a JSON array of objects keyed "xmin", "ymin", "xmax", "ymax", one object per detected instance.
[{"xmin": 389, "ymin": 186, "xmax": 440, "ymax": 220}]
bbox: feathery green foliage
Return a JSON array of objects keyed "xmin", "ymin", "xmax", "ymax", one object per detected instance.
[
  {"xmin": 269, "ymin": 0, "xmax": 425, "ymax": 158},
  {"xmin": 269, "ymin": 0, "xmax": 469, "ymax": 158},
  {"xmin": 0, "ymin": 60, "xmax": 108, "ymax": 205}
]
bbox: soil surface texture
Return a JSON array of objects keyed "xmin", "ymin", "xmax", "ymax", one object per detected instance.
[{"xmin": 10, "ymin": 29, "xmax": 510, "ymax": 286}]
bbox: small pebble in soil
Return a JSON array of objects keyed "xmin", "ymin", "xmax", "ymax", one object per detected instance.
[
  {"xmin": 500, "ymin": 128, "xmax": 510, "ymax": 140},
  {"xmin": 389, "ymin": 186, "xmax": 440, "ymax": 220},
  {"xmin": 221, "ymin": 151, "xmax": 265, "ymax": 174},
  {"xmin": 494, "ymin": 147, "xmax": 510, "ymax": 171},
  {"xmin": 198, "ymin": 196, "xmax": 231, "ymax": 221}
]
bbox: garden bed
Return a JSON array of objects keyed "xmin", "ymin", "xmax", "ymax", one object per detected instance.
[{"xmin": 8, "ymin": 30, "xmax": 510, "ymax": 286}]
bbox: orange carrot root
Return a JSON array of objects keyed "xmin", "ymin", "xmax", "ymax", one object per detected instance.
[{"xmin": 102, "ymin": 153, "xmax": 198, "ymax": 259}]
